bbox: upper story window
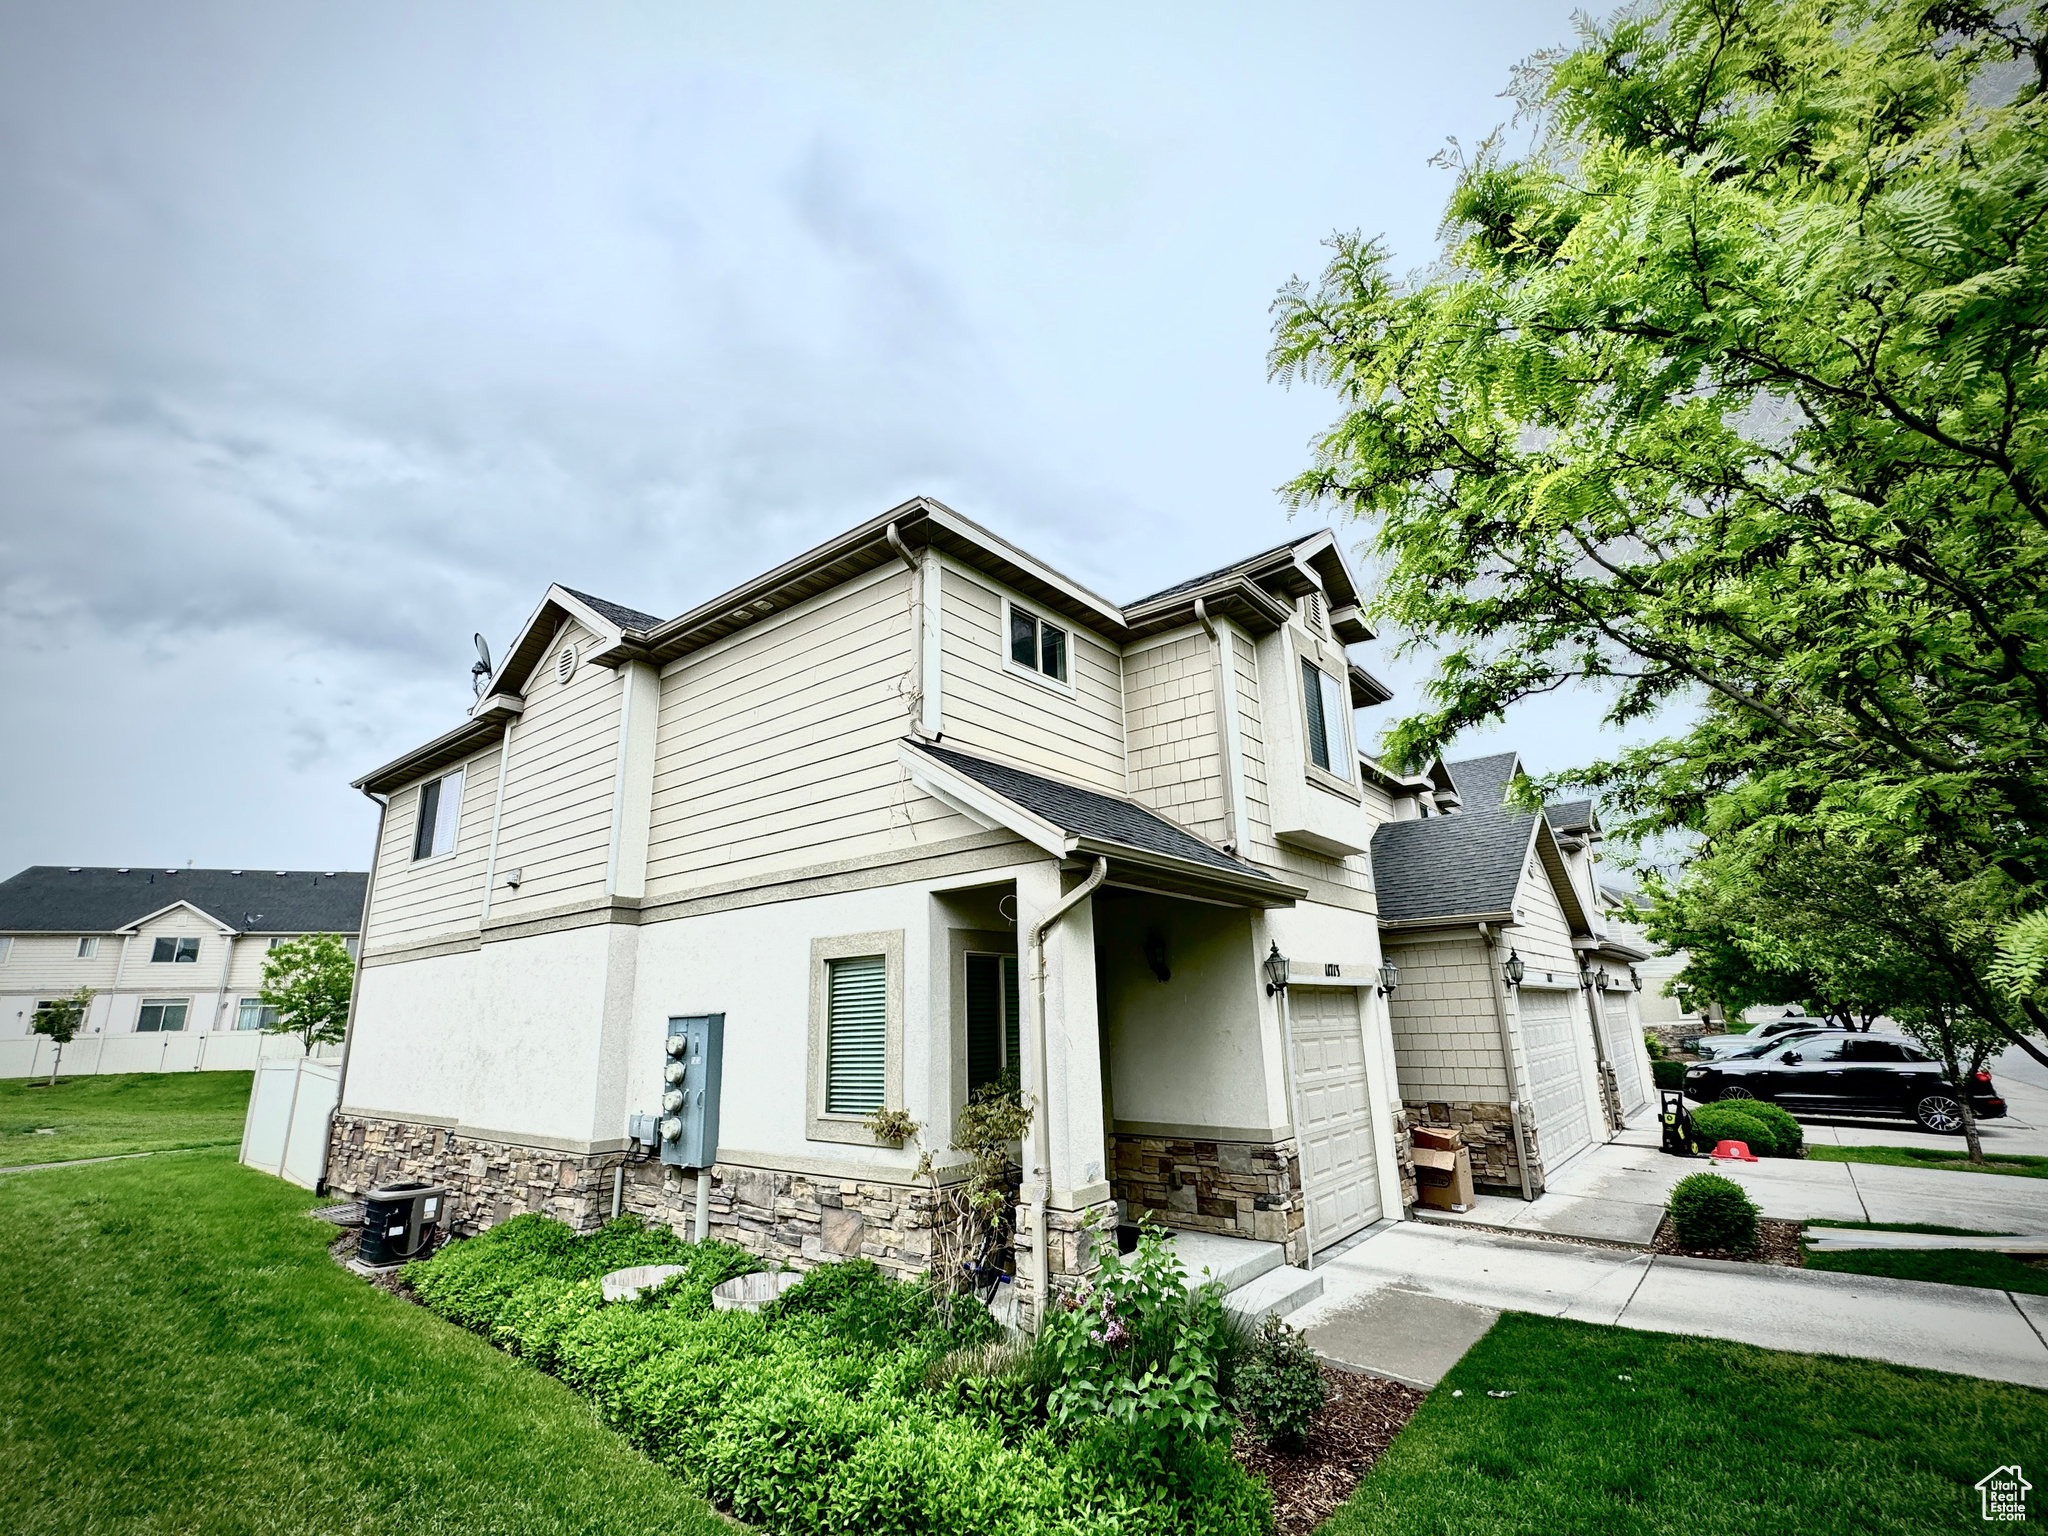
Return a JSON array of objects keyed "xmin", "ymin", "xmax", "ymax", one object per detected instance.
[
  {"xmin": 151, "ymin": 936, "xmax": 200, "ymax": 964},
  {"xmin": 77, "ymin": 937, "xmax": 99, "ymax": 958},
  {"xmin": 1007, "ymin": 602, "xmax": 1069, "ymax": 685},
  {"xmin": 412, "ymin": 767, "xmax": 465, "ymax": 861},
  {"xmin": 1301, "ymin": 658, "xmax": 1352, "ymax": 780}
]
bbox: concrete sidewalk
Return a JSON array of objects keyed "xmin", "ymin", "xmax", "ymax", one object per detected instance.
[{"xmin": 1293, "ymin": 1221, "xmax": 2048, "ymax": 1391}]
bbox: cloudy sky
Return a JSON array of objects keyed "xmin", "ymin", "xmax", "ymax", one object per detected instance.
[{"xmin": 0, "ymin": 0, "xmax": 1611, "ymax": 877}]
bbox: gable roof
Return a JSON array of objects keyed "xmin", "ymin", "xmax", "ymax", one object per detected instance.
[
  {"xmin": 1124, "ymin": 533, "xmax": 1326, "ymax": 607},
  {"xmin": 1443, "ymin": 753, "xmax": 1523, "ymax": 813},
  {"xmin": 1544, "ymin": 800, "xmax": 1597, "ymax": 834},
  {"xmin": 0, "ymin": 867, "xmax": 368, "ymax": 935},
  {"xmin": 558, "ymin": 587, "xmax": 662, "ymax": 633}
]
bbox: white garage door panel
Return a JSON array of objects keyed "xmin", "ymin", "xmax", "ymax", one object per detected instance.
[
  {"xmin": 1290, "ymin": 987, "xmax": 1383, "ymax": 1247},
  {"xmin": 1519, "ymin": 987, "xmax": 1592, "ymax": 1168},
  {"xmin": 1602, "ymin": 994, "xmax": 1649, "ymax": 1117}
]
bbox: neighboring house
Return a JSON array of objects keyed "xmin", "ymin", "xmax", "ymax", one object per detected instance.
[
  {"xmin": 0, "ymin": 866, "xmax": 367, "ymax": 1040},
  {"xmin": 328, "ymin": 500, "xmax": 1412, "ymax": 1318},
  {"xmin": 1598, "ymin": 883, "xmax": 1728, "ymax": 1028},
  {"xmin": 1370, "ymin": 757, "xmax": 1655, "ymax": 1195}
]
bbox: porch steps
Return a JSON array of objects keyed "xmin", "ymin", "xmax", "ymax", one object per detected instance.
[
  {"xmin": 1222, "ymin": 1264, "xmax": 1324, "ymax": 1323},
  {"xmin": 1164, "ymin": 1231, "xmax": 1285, "ymax": 1293}
]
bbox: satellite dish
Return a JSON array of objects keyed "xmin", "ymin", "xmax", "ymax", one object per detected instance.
[{"xmin": 472, "ymin": 633, "xmax": 494, "ymax": 700}]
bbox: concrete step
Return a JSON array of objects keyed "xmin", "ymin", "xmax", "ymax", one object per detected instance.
[
  {"xmin": 1163, "ymin": 1230, "xmax": 1284, "ymax": 1293},
  {"xmin": 1223, "ymin": 1263, "xmax": 1324, "ymax": 1323}
]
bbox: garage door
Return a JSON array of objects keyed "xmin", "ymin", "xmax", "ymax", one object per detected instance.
[
  {"xmin": 1289, "ymin": 986, "xmax": 1384, "ymax": 1248},
  {"xmin": 1601, "ymin": 993, "xmax": 1649, "ymax": 1117},
  {"xmin": 1517, "ymin": 987, "xmax": 1593, "ymax": 1170}
]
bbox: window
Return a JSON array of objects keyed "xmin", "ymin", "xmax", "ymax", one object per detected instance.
[
  {"xmin": 411, "ymin": 767, "xmax": 465, "ymax": 860},
  {"xmin": 965, "ymin": 953, "xmax": 1021, "ymax": 1095},
  {"xmin": 1301, "ymin": 659, "xmax": 1351, "ymax": 777},
  {"xmin": 236, "ymin": 998, "xmax": 279, "ymax": 1032},
  {"xmin": 1794, "ymin": 1036, "xmax": 1849, "ymax": 1061},
  {"xmin": 76, "ymin": 937, "xmax": 98, "ymax": 959},
  {"xmin": 0, "ymin": 937, "xmax": 10, "ymax": 963},
  {"xmin": 825, "ymin": 955, "xmax": 888, "ymax": 1115},
  {"xmin": 1006, "ymin": 603, "xmax": 1069, "ymax": 684},
  {"xmin": 151, "ymin": 936, "xmax": 200, "ymax": 964},
  {"xmin": 268, "ymin": 937, "xmax": 285, "ymax": 950},
  {"xmin": 136, "ymin": 998, "xmax": 189, "ymax": 1033}
]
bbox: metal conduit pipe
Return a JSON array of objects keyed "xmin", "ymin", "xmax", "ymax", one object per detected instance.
[
  {"xmin": 1027, "ymin": 855, "xmax": 1109, "ymax": 1328},
  {"xmin": 1477, "ymin": 922, "xmax": 1536, "ymax": 1201}
]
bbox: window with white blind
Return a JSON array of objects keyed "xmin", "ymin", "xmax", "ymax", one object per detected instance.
[
  {"xmin": 77, "ymin": 937, "xmax": 99, "ymax": 958},
  {"xmin": 411, "ymin": 768, "xmax": 465, "ymax": 861},
  {"xmin": 965, "ymin": 953, "xmax": 1021, "ymax": 1096},
  {"xmin": 807, "ymin": 929, "xmax": 904, "ymax": 1143},
  {"xmin": 235, "ymin": 998, "xmax": 279, "ymax": 1032}
]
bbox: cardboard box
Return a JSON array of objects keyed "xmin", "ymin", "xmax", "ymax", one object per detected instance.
[
  {"xmin": 1411, "ymin": 1125, "xmax": 1462, "ymax": 1154},
  {"xmin": 1413, "ymin": 1146, "xmax": 1477, "ymax": 1212}
]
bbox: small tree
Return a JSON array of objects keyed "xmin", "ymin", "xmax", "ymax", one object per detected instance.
[
  {"xmin": 258, "ymin": 934, "xmax": 355, "ymax": 1054},
  {"xmin": 1894, "ymin": 1004, "xmax": 2008, "ymax": 1166},
  {"xmin": 31, "ymin": 987, "xmax": 94, "ymax": 1086}
]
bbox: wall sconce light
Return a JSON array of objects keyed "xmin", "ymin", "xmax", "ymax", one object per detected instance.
[
  {"xmin": 1593, "ymin": 966, "xmax": 1611, "ymax": 991},
  {"xmin": 1503, "ymin": 949, "xmax": 1526, "ymax": 988},
  {"xmin": 1630, "ymin": 967, "xmax": 1643, "ymax": 991},
  {"xmin": 1144, "ymin": 930, "xmax": 1171, "ymax": 983},
  {"xmin": 1377, "ymin": 958, "xmax": 1399, "ymax": 997},
  {"xmin": 1263, "ymin": 942, "xmax": 1290, "ymax": 997}
]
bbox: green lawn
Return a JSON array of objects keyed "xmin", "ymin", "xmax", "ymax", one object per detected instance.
[
  {"xmin": 0, "ymin": 1071, "xmax": 253, "ymax": 1167},
  {"xmin": 1800, "ymin": 1220, "xmax": 2048, "ymax": 1297},
  {"xmin": 0, "ymin": 1150, "xmax": 729, "ymax": 1536},
  {"xmin": 1327, "ymin": 1313, "xmax": 2048, "ymax": 1536},
  {"xmin": 1807, "ymin": 1143, "xmax": 2048, "ymax": 1179}
]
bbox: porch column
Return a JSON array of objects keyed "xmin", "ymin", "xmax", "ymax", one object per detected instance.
[{"xmin": 1014, "ymin": 858, "xmax": 1114, "ymax": 1325}]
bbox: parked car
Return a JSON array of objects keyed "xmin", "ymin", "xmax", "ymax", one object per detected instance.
[
  {"xmin": 1691, "ymin": 1016, "xmax": 1833, "ymax": 1061},
  {"xmin": 1683, "ymin": 1034, "xmax": 2007, "ymax": 1132}
]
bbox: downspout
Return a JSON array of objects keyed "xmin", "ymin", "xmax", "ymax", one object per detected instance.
[
  {"xmin": 1192, "ymin": 598, "xmax": 1238, "ymax": 853},
  {"xmin": 886, "ymin": 522, "xmax": 929, "ymax": 740},
  {"xmin": 1027, "ymin": 854, "xmax": 1109, "ymax": 1328},
  {"xmin": 324, "ymin": 787, "xmax": 389, "ymax": 1192},
  {"xmin": 1477, "ymin": 922, "xmax": 1536, "ymax": 1201}
]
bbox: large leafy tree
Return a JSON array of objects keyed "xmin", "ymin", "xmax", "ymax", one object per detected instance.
[{"xmin": 1271, "ymin": 0, "xmax": 2048, "ymax": 1057}]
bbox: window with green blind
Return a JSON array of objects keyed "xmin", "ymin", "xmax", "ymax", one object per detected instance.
[
  {"xmin": 965, "ymin": 953, "xmax": 1020, "ymax": 1095},
  {"xmin": 824, "ymin": 954, "xmax": 889, "ymax": 1115}
]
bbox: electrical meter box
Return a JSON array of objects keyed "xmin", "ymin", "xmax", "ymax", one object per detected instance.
[{"xmin": 659, "ymin": 1014, "xmax": 724, "ymax": 1169}]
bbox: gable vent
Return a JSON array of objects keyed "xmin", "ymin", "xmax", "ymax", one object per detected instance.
[
  {"xmin": 1304, "ymin": 593, "xmax": 1326, "ymax": 635},
  {"xmin": 556, "ymin": 644, "xmax": 578, "ymax": 683}
]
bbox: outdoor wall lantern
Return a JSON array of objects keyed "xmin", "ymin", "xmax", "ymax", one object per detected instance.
[
  {"xmin": 1503, "ymin": 949, "xmax": 1526, "ymax": 988},
  {"xmin": 1377, "ymin": 958, "xmax": 1400, "ymax": 997},
  {"xmin": 1593, "ymin": 966, "xmax": 1612, "ymax": 991},
  {"xmin": 1144, "ymin": 930, "xmax": 1171, "ymax": 984},
  {"xmin": 1263, "ymin": 942, "xmax": 1290, "ymax": 996},
  {"xmin": 1630, "ymin": 966, "xmax": 1643, "ymax": 992}
]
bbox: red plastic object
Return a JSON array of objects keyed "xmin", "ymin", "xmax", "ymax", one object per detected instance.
[{"xmin": 1711, "ymin": 1140, "xmax": 1759, "ymax": 1162}]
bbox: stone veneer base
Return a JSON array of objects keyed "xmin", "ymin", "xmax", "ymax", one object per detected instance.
[
  {"xmin": 1111, "ymin": 1131, "xmax": 1308, "ymax": 1264},
  {"xmin": 1404, "ymin": 1098, "xmax": 1548, "ymax": 1192}
]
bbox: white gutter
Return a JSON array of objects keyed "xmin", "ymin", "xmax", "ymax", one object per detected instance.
[
  {"xmin": 324, "ymin": 787, "xmax": 389, "ymax": 1192},
  {"xmin": 1027, "ymin": 855, "xmax": 1108, "ymax": 1329}
]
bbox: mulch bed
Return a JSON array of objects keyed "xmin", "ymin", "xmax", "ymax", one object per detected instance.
[
  {"xmin": 1231, "ymin": 1365, "xmax": 1425, "ymax": 1536},
  {"xmin": 1652, "ymin": 1214, "xmax": 1803, "ymax": 1267}
]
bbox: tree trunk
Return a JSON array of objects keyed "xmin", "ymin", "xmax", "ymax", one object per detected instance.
[
  {"xmin": 1960, "ymin": 1092, "xmax": 1983, "ymax": 1165},
  {"xmin": 47, "ymin": 1042, "xmax": 61, "ymax": 1088}
]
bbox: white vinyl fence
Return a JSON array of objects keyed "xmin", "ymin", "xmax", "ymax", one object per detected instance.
[
  {"xmin": 0, "ymin": 1031, "xmax": 340, "ymax": 1080},
  {"xmin": 239, "ymin": 1056, "xmax": 343, "ymax": 1189}
]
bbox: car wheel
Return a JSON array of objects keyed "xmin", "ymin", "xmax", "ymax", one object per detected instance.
[
  {"xmin": 1914, "ymin": 1095, "xmax": 1966, "ymax": 1134},
  {"xmin": 1717, "ymin": 1085, "xmax": 1756, "ymax": 1101}
]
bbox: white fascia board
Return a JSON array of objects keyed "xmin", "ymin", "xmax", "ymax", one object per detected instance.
[
  {"xmin": 113, "ymin": 899, "xmax": 239, "ymax": 935},
  {"xmin": 920, "ymin": 504, "xmax": 1127, "ymax": 632},
  {"xmin": 897, "ymin": 744, "xmax": 1074, "ymax": 859},
  {"xmin": 542, "ymin": 585, "xmax": 631, "ymax": 645}
]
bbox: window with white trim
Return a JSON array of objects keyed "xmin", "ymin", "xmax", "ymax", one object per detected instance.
[
  {"xmin": 824, "ymin": 955, "xmax": 888, "ymax": 1115},
  {"xmin": 0, "ymin": 937, "xmax": 11, "ymax": 963},
  {"xmin": 1301, "ymin": 658, "xmax": 1352, "ymax": 779},
  {"xmin": 411, "ymin": 767, "xmax": 465, "ymax": 861},
  {"xmin": 77, "ymin": 937, "xmax": 99, "ymax": 958},
  {"xmin": 235, "ymin": 998, "xmax": 279, "ymax": 1032},
  {"xmin": 136, "ymin": 998, "xmax": 190, "ymax": 1033},
  {"xmin": 151, "ymin": 936, "xmax": 201, "ymax": 964},
  {"xmin": 1006, "ymin": 601, "xmax": 1069, "ymax": 684},
  {"xmin": 964, "ymin": 953, "xmax": 1021, "ymax": 1096}
]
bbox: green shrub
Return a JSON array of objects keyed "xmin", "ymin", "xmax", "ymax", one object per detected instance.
[
  {"xmin": 1741, "ymin": 1100, "xmax": 1804, "ymax": 1156},
  {"xmin": 1652, "ymin": 1059, "xmax": 1688, "ymax": 1090},
  {"xmin": 1687, "ymin": 1102, "xmax": 1781, "ymax": 1157},
  {"xmin": 1643, "ymin": 1031, "xmax": 1667, "ymax": 1061},
  {"xmin": 1669, "ymin": 1171, "xmax": 1760, "ymax": 1253},
  {"xmin": 1231, "ymin": 1312, "xmax": 1326, "ymax": 1449}
]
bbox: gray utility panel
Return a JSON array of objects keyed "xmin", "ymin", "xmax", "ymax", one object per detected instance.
[{"xmin": 659, "ymin": 1013, "xmax": 725, "ymax": 1169}]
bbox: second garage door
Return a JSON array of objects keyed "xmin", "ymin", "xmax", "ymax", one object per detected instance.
[
  {"xmin": 1289, "ymin": 986, "xmax": 1384, "ymax": 1249},
  {"xmin": 1601, "ymin": 992, "xmax": 1649, "ymax": 1118},
  {"xmin": 1518, "ymin": 986, "xmax": 1594, "ymax": 1172}
]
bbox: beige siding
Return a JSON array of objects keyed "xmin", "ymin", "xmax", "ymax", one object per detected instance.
[
  {"xmin": 1124, "ymin": 634, "xmax": 1226, "ymax": 843},
  {"xmin": 937, "ymin": 570, "xmax": 1126, "ymax": 792},
  {"xmin": 489, "ymin": 619, "xmax": 622, "ymax": 921},
  {"xmin": 1509, "ymin": 852, "xmax": 1581, "ymax": 979},
  {"xmin": 0, "ymin": 935, "xmax": 124, "ymax": 993},
  {"xmin": 364, "ymin": 746, "xmax": 501, "ymax": 949},
  {"xmin": 646, "ymin": 570, "xmax": 980, "ymax": 896},
  {"xmin": 1384, "ymin": 934, "xmax": 1512, "ymax": 1100}
]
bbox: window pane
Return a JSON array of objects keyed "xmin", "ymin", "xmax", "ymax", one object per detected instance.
[
  {"xmin": 175, "ymin": 937, "xmax": 199, "ymax": 963},
  {"xmin": 1040, "ymin": 622, "xmax": 1067, "ymax": 682},
  {"xmin": 413, "ymin": 777, "xmax": 441, "ymax": 860},
  {"xmin": 431, "ymin": 770, "xmax": 463, "ymax": 857},
  {"xmin": 1009, "ymin": 607, "xmax": 1038, "ymax": 669},
  {"xmin": 966, "ymin": 954, "xmax": 1002, "ymax": 1095},
  {"xmin": 1320, "ymin": 670, "xmax": 1351, "ymax": 779},
  {"xmin": 138, "ymin": 998, "xmax": 187, "ymax": 1033},
  {"xmin": 77, "ymin": 937, "xmax": 98, "ymax": 958},
  {"xmin": 1301, "ymin": 658, "xmax": 1331, "ymax": 771},
  {"xmin": 160, "ymin": 1001, "xmax": 188, "ymax": 1032},
  {"xmin": 235, "ymin": 998, "xmax": 277, "ymax": 1032},
  {"xmin": 152, "ymin": 937, "xmax": 176, "ymax": 963},
  {"xmin": 825, "ymin": 955, "xmax": 888, "ymax": 1115}
]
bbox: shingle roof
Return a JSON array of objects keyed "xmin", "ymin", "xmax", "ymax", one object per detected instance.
[
  {"xmin": 0, "ymin": 867, "xmax": 368, "ymax": 935},
  {"xmin": 1544, "ymin": 800, "xmax": 1596, "ymax": 832},
  {"xmin": 910, "ymin": 744, "xmax": 1263, "ymax": 880},
  {"xmin": 1370, "ymin": 811, "xmax": 1537, "ymax": 924},
  {"xmin": 1123, "ymin": 534, "xmax": 1322, "ymax": 608},
  {"xmin": 1442, "ymin": 753, "xmax": 1522, "ymax": 813},
  {"xmin": 560, "ymin": 587, "xmax": 663, "ymax": 633}
]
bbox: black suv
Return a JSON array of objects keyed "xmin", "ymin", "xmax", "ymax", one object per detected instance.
[{"xmin": 1683, "ymin": 1034, "xmax": 2008, "ymax": 1133}]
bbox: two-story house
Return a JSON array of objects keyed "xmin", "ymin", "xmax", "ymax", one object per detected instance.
[
  {"xmin": 0, "ymin": 865, "xmax": 368, "ymax": 1052},
  {"xmin": 327, "ymin": 500, "xmax": 1411, "ymax": 1322}
]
